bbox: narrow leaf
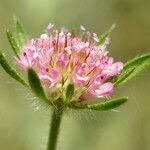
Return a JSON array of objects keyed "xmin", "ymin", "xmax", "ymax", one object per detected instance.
[
  {"xmin": 13, "ymin": 16, "xmax": 28, "ymax": 46},
  {"xmin": 65, "ymin": 83, "xmax": 74, "ymax": 103},
  {"xmin": 73, "ymin": 97, "xmax": 128, "ymax": 111},
  {"xmin": 124, "ymin": 53, "xmax": 150, "ymax": 69},
  {"xmin": 6, "ymin": 30, "xmax": 20, "ymax": 57},
  {"xmin": 0, "ymin": 51, "xmax": 28, "ymax": 87},
  {"xmin": 114, "ymin": 53, "xmax": 150, "ymax": 86},
  {"xmin": 98, "ymin": 23, "xmax": 116, "ymax": 45},
  {"xmin": 28, "ymin": 68, "xmax": 48, "ymax": 101},
  {"xmin": 114, "ymin": 67, "xmax": 135, "ymax": 86},
  {"xmin": 87, "ymin": 97, "xmax": 128, "ymax": 110}
]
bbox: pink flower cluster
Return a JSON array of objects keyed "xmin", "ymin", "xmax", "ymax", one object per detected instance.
[{"xmin": 16, "ymin": 24, "xmax": 123, "ymax": 101}]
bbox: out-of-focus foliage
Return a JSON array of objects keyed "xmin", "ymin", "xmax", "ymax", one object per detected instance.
[{"xmin": 0, "ymin": 0, "xmax": 150, "ymax": 150}]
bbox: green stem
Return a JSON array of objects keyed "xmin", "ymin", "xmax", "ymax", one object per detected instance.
[{"xmin": 47, "ymin": 109, "xmax": 63, "ymax": 150}]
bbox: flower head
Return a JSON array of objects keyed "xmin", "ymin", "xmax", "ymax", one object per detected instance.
[{"xmin": 16, "ymin": 24, "xmax": 123, "ymax": 101}]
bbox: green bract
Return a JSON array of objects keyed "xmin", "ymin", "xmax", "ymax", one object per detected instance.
[
  {"xmin": 98, "ymin": 23, "xmax": 116, "ymax": 45},
  {"xmin": 72, "ymin": 97, "xmax": 128, "ymax": 111},
  {"xmin": 13, "ymin": 16, "xmax": 28, "ymax": 47},
  {"xmin": 114, "ymin": 53, "xmax": 150, "ymax": 86},
  {"xmin": 65, "ymin": 83, "xmax": 75, "ymax": 103},
  {"xmin": 28, "ymin": 68, "xmax": 48, "ymax": 102},
  {"xmin": 6, "ymin": 30, "xmax": 20, "ymax": 57},
  {"xmin": 0, "ymin": 51, "xmax": 28, "ymax": 87}
]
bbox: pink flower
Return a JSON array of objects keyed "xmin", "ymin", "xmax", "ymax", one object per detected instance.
[{"xmin": 16, "ymin": 23, "xmax": 123, "ymax": 101}]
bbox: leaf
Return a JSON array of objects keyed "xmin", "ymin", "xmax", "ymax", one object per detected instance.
[
  {"xmin": 0, "ymin": 51, "xmax": 28, "ymax": 87},
  {"xmin": 13, "ymin": 16, "xmax": 28, "ymax": 47},
  {"xmin": 73, "ymin": 97, "xmax": 128, "ymax": 111},
  {"xmin": 28, "ymin": 68, "xmax": 48, "ymax": 101},
  {"xmin": 65, "ymin": 83, "xmax": 74, "ymax": 103},
  {"xmin": 114, "ymin": 53, "xmax": 150, "ymax": 86},
  {"xmin": 114, "ymin": 67, "xmax": 135, "ymax": 86},
  {"xmin": 124, "ymin": 53, "xmax": 150, "ymax": 69},
  {"xmin": 87, "ymin": 97, "xmax": 128, "ymax": 110},
  {"xmin": 98, "ymin": 23, "xmax": 116, "ymax": 45},
  {"xmin": 6, "ymin": 30, "xmax": 20, "ymax": 57}
]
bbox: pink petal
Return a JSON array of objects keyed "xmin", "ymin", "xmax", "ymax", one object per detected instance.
[
  {"xmin": 102, "ymin": 62, "xmax": 123, "ymax": 77},
  {"xmin": 88, "ymin": 82, "xmax": 114, "ymax": 97}
]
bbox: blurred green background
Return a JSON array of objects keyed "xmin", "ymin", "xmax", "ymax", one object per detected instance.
[{"xmin": 0, "ymin": 0, "xmax": 150, "ymax": 150}]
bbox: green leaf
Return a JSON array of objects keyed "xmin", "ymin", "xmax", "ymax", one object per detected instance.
[
  {"xmin": 114, "ymin": 53, "xmax": 150, "ymax": 86},
  {"xmin": 114, "ymin": 67, "xmax": 135, "ymax": 86},
  {"xmin": 0, "ymin": 51, "xmax": 28, "ymax": 87},
  {"xmin": 13, "ymin": 16, "xmax": 28, "ymax": 47},
  {"xmin": 124, "ymin": 53, "xmax": 150, "ymax": 69},
  {"xmin": 87, "ymin": 97, "xmax": 128, "ymax": 110},
  {"xmin": 6, "ymin": 30, "xmax": 20, "ymax": 57},
  {"xmin": 98, "ymin": 23, "xmax": 116, "ymax": 45},
  {"xmin": 28, "ymin": 68, "xmax": 48, "ymax": 101},
  {"xmin": 73, "ymin": 97, "xmax": 128, "ymax": 111},
  {"xmin": 65, "ymin": 83, "xmax": 74, "ymax": 103}
]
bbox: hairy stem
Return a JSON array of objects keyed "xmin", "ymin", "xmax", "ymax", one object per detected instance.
[{"xmin": 47, "ymin": 109, "xmax": 63, "ymax": 150}]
